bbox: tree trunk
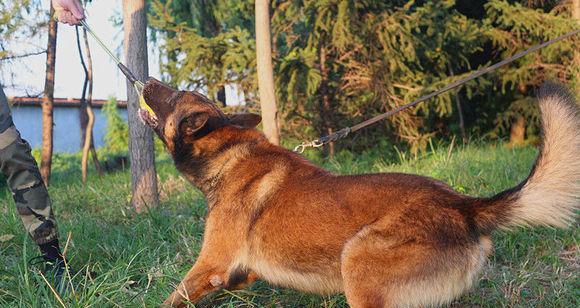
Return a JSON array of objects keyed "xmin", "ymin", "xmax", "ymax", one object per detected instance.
[
  {"xmin": 217, "ymin": 86, "xmax": 227, "ymax": 107},
  {"xmin": 509, "ymin": 115, "xmax": 526, "ymax": 146},
  {"xmin": 80, "ymin": 100, "xmax": 88, "ymax": 147},
  {"xmin": 573, "ymin": 0, "xmax": 579, "ymax": 97},
  {"xmin": 41, "ymin": 5, "xmax": 57, "ymax": 185},
  {"xmin": 76, "ymin": 26, "xmax": 103, "ymax": 182},
  {"xmin": 123, "ymin": 0, "xmax": 159, "ymax": 212},
  {"xmin": 447, "ymin": 64, "xmax": 466, "ymax": 143},
  {"xmin": 319, "ymin": 42, "xmax": 335, "ymax": 158},
  {"xmin": 454, "ymin": 95, "xmax": 466, "ymax": 142},
  {"xmin": 81, "ymin": 28, "xmax": 102, "ymax": 181},
  {"xmin": 255, "ymin": 0, "xmax": 280, "ymax": 145}
]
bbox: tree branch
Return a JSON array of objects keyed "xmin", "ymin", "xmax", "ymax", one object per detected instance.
[{"xmin": 0, "ymin": 50, "xmax": 47, "ymax": 61}]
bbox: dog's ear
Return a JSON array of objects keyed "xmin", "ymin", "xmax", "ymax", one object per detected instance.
[
  {"xmin": 229, "ymin": 113, "xmax": 262, "ymax": 128},
  {"xmin": 179, "ymin": 112, "xmax": 209, "ymax": 136}
]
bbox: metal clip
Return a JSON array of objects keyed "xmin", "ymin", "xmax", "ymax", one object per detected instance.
[
  {"xmin": 293, "ymin": 139, "xmax": 324, "ymax": 153},
  {"xmin": 293, "ymin": 128, "xmax": 351, "ymax": 153}
]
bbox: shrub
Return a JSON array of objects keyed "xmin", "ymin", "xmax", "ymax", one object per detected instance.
[{"xmin": 102, "ymin": 97, "xmax": 129, "ymax": 153}]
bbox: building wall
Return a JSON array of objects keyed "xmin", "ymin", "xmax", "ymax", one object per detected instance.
[{"xmin": 10, "ymin": 105, "xmax": 128, "ymax": 153}]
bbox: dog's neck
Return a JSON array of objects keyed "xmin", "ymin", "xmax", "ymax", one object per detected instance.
[
  {"xmin": 201, "ymin": 142, "xmax": 253, "ymax": 193},
  {"xmin": 172, "ymin": 126, "xmax": 327, "ymax": 209},
  {"xmin": 173, "ymin": 127, "xmax": 263, "ymax": 194}
]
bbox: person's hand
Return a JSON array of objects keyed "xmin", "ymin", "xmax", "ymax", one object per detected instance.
[{"xmin": 52, "ymin": 0, "xmax": 85, "ymax": 25}]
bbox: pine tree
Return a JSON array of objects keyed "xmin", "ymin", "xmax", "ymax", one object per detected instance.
[
  {"xmin": 484, "ymin": 0, "xmax": 578, "ymax": 144},
  {"xmin": 149, "ymin": 0, "xmax": 578, "ymax": 153},
  {"xmin": 149, "ymin": 0, "xmax": 256, "ymax": 104},
  {"xmin": 272, "ymin": 0, "xmax": 487, "ymax": 154}
]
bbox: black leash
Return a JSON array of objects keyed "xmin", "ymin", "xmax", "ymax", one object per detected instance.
[{"xmin": 294, "ymin": 29, "xmax": 580, "ymax": 153}]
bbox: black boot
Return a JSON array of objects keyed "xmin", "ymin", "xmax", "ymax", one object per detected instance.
[{"xmin": 32, "ymin": 240, "xmax": 74, "ymax": 294}]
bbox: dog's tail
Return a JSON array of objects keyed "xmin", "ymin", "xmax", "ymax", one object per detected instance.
[{"xmin": 473, "ymin": 82, "xmax": 580, "ymax": 233}]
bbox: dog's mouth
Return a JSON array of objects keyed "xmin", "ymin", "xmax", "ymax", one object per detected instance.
[
  {"xmin": 140, "ymin": 78, "xmax": 177, "ymax": 132},
  {"xmin": 139, "ymin": 108, "xmax": 159, "ymax": 129}
]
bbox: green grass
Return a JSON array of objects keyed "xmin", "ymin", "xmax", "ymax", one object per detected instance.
[{"xmin": 0, "ymin": 143, "xmax": 578, "ymax": 307}]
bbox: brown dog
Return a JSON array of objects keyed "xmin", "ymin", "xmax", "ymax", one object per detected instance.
[{"xmin": 140, "ymin": 79, "xmax": 579, "ymax": 308}]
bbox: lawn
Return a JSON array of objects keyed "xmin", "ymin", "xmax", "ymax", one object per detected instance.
[{"xmin": 0, "ymin": 143, "xmax": 578, "ymax": 307}]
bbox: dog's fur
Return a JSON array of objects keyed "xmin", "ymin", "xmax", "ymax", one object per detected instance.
[{"xmin": 140, "ymin": 79, "xmax": 579, "ymax": 308}]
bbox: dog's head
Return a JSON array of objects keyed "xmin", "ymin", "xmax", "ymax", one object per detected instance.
[{"xmin": 140, "ymin": 78, "xmax": 262, "ymax": 158}]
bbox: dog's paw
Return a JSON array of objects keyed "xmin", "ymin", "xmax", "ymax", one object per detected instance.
[{"xmin": 209, "ymin": 275, "xmax": 224, "ymax": 287}]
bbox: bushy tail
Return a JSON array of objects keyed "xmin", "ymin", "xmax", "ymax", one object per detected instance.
[{"xmin": 475, "ymin": 82, "xmax": 580, "ymax": 233}]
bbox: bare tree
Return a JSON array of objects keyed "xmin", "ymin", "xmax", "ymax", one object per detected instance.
[
  {"xmin": 40, "ymin": 4, "xmax": 57, "ymax": 185},
  {"xmin": 76, "ymin": 26, "xmax": 102, "ymax": 182},
  {"xmin": 123, "ymin": 0, "xmax": 159, "ymax": 212},
  {"xmin": 82, "ymin": 28, "xmax": 103, "ymax": 177},
  {"xmin": 255, "ymin": 0, "xmax": 280, "ymax": 145}
]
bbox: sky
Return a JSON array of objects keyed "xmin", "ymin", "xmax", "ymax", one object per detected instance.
[
  {"xmin": 4, "ymin": 0, "xmax": 157, "ymax": 100},
  {"xmin": 3, "ymin": 0, "xmax": 243, "ymax": 103}
]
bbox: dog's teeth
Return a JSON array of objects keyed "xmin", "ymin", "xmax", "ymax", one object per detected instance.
[{"xmin": 138, "ymin": 108, "xmax": 157, "ymax": 128}]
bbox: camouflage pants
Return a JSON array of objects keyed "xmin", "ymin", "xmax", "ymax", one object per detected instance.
[{"xmin": 0, "ymin": 85, "xmax": 58, "ymax": 245}]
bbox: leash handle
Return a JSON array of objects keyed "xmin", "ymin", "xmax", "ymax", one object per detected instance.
[{"xmin": 294, "ymin": 29, "xmax": 580, "ymax": 153}]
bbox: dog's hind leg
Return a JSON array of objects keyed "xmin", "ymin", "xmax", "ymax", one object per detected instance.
[{"xmin": 340, "ymin": 226, "xmax": 489, "ymax": 308}]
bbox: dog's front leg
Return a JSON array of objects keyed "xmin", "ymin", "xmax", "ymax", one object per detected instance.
[
  {"xmin": 162, "ymin": 212, "xmax": 255, "ymax": 307},
  {"xmin": 162, "ymin": 257, "xmax": 259, "ymax": 307},
  {"xmin": 162, "ymin": 255, "xmax": 229, "ymax": 307}
]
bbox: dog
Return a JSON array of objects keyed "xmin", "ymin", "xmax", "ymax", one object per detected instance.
[{"xmin": 139, "ymin": 79, "xmax": 579, "ymax": 308}]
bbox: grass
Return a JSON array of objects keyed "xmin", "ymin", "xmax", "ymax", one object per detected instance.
[{"xmin": 0, "ymin": 142, "xmax": 578, "ymax": 307}]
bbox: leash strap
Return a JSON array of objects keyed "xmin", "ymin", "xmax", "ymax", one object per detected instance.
[
  {"xmin": 80, "ymin": 20, "xmax": 145, "ymax": 91},
  {"xmin": 80, "ymin": 20, "xmax": 157, "ymax": 115},
  {"xmin": 294, "ymin": 29, "xmax": 580, "ymax": 153}
]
